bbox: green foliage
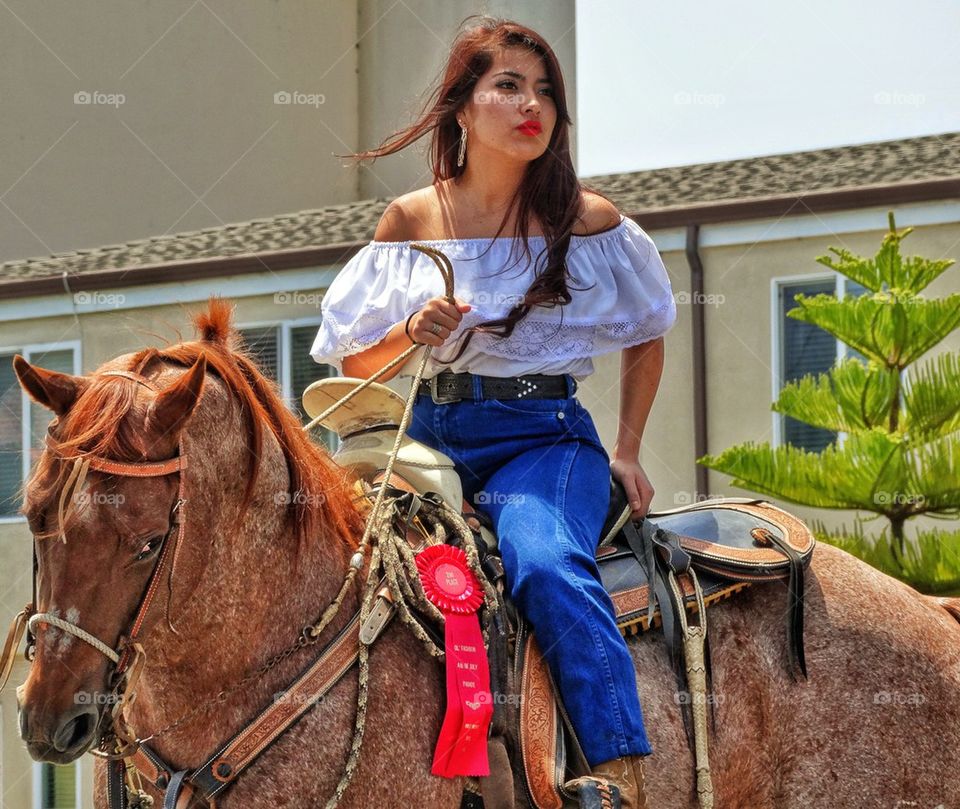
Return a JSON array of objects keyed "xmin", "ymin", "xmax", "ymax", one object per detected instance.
[
  {"xmin": 812, "ymin": 520, "xmax": 960, "ymax": 596},
  {"xmin": 699, "ymin": 212, "xmax": 960, "ymax": 593}
]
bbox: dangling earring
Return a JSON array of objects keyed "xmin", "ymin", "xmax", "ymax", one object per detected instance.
[{"xmin": 457, "ymin": 123, "xmax": 467, "ymax": 168}]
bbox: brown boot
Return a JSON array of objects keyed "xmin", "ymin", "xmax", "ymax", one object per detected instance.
[{"xmin": 587, "ymin": 755, "xmax": 649, "ymax": 809}]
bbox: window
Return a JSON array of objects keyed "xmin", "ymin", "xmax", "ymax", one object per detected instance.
[
  {"xmin": 237, "ymin": 321, "xmax": 338, "ymax": 450},
  {"xmin": 0, "ymin": 342, "xmax": 81, "ymax": 520},
  {"xmin": 33, "ymin": 761, "xmax": 79, "ymax": 809},
  {"xmin": 778, "ymin": 278, "xmax": 837, "ymax": 452},
  {"xmin": 774, "ymin": 276, "xmax": 870, "ymax": 453}
]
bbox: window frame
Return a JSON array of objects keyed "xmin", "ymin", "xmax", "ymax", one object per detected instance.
[
  {"xmin": 236, "ymin": 317, "xmax": 324, "ymax": 403},
  {"xmin": 0, "ymin": 339, "xmax": 82, "ymax": 524},
  {"xmin": 770, "ymin": 273, "xmax": 865, "ymax": 451},
  {"xmin": 236, "ymin": 317, "xmax": 339, "ymax": 451},
  {"xmin": 32, "ymin": 760, "xmax": 81, "ymax": 809}
]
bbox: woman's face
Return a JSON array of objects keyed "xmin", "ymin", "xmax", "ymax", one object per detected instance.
[{"xmin": 459, "ymin": 45, "xmax": 558, "ymax": 165}]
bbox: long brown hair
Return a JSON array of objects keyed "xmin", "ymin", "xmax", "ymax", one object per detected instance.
[{"xmin": 343, "ymin": 15, "xmax": 610, "ymax": 365}]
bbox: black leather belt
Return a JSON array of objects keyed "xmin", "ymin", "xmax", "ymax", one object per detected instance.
[{"xmin": 417, "ymin": 371, "xmax": 576, "ymax": 404}]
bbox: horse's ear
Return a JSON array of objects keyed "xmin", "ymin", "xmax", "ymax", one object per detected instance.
[
  {"xmin": 12, "ymin": 354, "xmax": 90, "ymax": 416},
  {"xmin": 147, "ymin": 354, "xmax": 208, "ymax": 439}
]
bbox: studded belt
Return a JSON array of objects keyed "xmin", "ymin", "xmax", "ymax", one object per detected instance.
[{"xmin": 416, "ymin": 371, "xmax": 577, "ymax": 404}]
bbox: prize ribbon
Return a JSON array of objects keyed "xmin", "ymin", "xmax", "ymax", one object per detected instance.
[{"xmin": 415, "ymin": 543, "xmax": 493, "ymax": 777}]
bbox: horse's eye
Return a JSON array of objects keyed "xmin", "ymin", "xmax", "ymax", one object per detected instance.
[{"xmin": 134, "ymin": 536, "xmax": 164, "ymax": 562}]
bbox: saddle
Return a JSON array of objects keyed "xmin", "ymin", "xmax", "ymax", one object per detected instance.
[{"xmin": 303, "ymin": 378, "xmax": 817, "ymax": 809}]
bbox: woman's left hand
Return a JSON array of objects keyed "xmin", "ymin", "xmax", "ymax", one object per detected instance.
[{"xmin": 610, "ymin": 457, "xmax": 655, "ymax": 521}]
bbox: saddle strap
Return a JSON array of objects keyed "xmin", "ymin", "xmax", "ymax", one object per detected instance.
[
  {"xmin": 623, "ymin": 520, "xmax": 696, "ymax": 751},
  {"xmin": 188, "ymin": 610, "xmax": 365, "ymax": 801},
  {"xmin": 107, "ymin": 758, "xmax": 125, "ymax": 809},
  {"xmin": 761, "ymin": 530, "xmax": 808, "ymax": 679},
  {"xmin": 116, "ymin": 605, "xmax": 374, "ymax": 807},
  {"xmin": 163, "ymin": 770, "xmax": 192, "ymax": 809}
]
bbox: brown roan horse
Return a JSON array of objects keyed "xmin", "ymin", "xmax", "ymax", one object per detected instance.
[{"xmin": 9, "ymin": 298, "xmax": 960, "ymax": 808}]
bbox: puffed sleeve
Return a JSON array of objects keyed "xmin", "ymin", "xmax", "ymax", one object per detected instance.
[
  {"xmin": 612, "ymin": 217, "xmax": 678, "ymax": 345},
  {"xmin": 556, "ymin": 216, "xmax": 677, "ymax": 355},
  {"xmin": 309, "ymin": 243, "xmax": 415, "ymax": 374}
]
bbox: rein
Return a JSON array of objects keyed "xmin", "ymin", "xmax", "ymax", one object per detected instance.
[{"xmin": 1, "ymin": 244, "xmax": 501, "ymax": 809}]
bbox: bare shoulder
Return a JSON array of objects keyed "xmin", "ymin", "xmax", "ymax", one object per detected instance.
[
  {"xmin": 373, "ymin": 186, "xmax": 438, "ymax": 242},
  {"xmin": 573, "ymin": 191, "xmax": 622, "ymax": 236},
  {"xmin": 373, "ymin": 186, "xmax": 437, "ymax": 242},
  {"xmin": 374, "ymin": 195, "xmax": 414, "ymax": 242}
]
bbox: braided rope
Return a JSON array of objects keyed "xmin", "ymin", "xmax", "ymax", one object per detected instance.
[
  {"xmin": 307, "ymin": 244, "xmax": 499, "ymax": 808},
  {"xmin": 27, "ymin": 612, "xmax": 120, "ymax": 663},
  {"xmin": 668, "ymin": 567, "xmax": 714, "ymax": 809}
]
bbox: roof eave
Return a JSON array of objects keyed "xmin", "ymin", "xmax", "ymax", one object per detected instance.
[{"xmin": 2, "ymin": 176, "xmax": 958, "ymax": 301}]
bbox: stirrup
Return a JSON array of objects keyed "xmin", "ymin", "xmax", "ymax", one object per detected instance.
[{"xmin": 563, "ymin": 775, "xmax": 621, "ymax": 809}]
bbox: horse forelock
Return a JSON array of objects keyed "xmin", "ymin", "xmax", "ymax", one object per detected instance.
[{"xmin": 24, "ymin": 297, "xmax": 365, "ymax": 556}]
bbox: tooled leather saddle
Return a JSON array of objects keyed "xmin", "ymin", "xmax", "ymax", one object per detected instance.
[{"xmin": 457, "ymin": 473, "xmax": 816, "ymax": 809}]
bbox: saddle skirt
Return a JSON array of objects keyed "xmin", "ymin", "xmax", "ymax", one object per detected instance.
[{"xmin": 317, "ymin": 381, "xmax": 817, "ymax": 809}]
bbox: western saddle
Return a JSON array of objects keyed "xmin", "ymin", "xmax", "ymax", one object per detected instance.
[{"xmin": 303, "ymin": 378, "xmax": 817, "ymax": 809}]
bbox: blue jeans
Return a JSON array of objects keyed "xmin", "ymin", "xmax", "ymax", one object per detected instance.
[{"xmin": 405, "ymin": 373, "xmax": 653, "ymax": 767}]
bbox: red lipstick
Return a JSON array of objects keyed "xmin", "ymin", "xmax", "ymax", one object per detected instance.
[{"xmin": 516, "ymin": 120, "xmax": 542, "ymax": 136}]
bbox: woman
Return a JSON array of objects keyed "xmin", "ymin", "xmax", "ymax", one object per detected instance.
[{"xmin": 310, "ymin": 16, "xmax": 676, "ymax": 808}]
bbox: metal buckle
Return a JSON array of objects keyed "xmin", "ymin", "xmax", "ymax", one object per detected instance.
[{"xmin": 429, "ymin": 376, "xmax": 463, "ymax": 404}]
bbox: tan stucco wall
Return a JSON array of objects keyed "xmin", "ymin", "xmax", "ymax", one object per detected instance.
[{"xmin": 0, "ymin": 0, "xmax": 573, "ymax": 266}]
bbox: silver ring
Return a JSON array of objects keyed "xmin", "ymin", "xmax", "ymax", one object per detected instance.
[{"xmin": 430, "ymin": 322, "xmax": 443, "ymax": 335}]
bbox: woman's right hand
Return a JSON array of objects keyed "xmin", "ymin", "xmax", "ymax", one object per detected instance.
[{"xmin": 408, "ymin": 296, "xmax": 472, "ymax": 346}]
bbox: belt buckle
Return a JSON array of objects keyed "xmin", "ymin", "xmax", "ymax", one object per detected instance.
[{"xmin": 430, "ymin": 376, "xmax": 462, "ymax": 404}]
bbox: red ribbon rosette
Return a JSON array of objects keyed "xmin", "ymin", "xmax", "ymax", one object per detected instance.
[{"xmin": 415, "ymin": 543, "xmax": 493, "ymax": 777}]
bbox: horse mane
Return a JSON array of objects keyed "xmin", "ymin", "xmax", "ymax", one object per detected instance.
[{"xmin": 24, "ymin": 297, "xmax": 365, "ymax": 556}]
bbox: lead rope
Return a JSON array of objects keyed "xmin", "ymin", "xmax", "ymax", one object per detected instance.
[
  {"xmin": 301, "ymin": 243, "xmax": 499, "ymax": 809},
  {"xmin": 666, "ymin": 567, "xmax": 714, "ymax": 809}
]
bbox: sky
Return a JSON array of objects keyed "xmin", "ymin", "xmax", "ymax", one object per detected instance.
[{"xmin": 574, "ymin": 0, "xmax": 960, "ymax": 176}]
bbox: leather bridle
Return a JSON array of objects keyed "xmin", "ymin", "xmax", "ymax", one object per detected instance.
[{"xmin": 5, "ymin": 368, "xmax": 188, "ymax": 757}]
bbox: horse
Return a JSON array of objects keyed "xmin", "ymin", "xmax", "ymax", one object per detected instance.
[{"xmin": 9, "ymin": 296, "xmax": 960, "ymax": 808}]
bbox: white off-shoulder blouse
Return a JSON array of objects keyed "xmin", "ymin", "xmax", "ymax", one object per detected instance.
[{"xmin": 309, "ymin": 215, "xmax": 677, "ymax": 382}]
